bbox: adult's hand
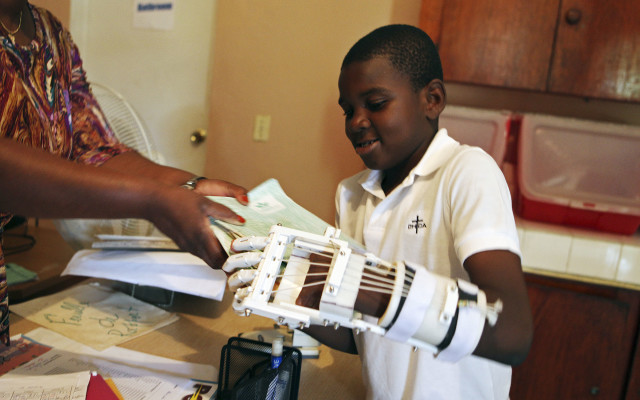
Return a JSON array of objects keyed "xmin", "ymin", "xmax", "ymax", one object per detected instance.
[
  {"xmin": 99, "ymin": 152, "xmax": 250, "ymax": 268},
  {"xmin": 0, "ymin": 140, "xmax": 250, "ymax": 268},
  {"xmin": 192, "ymin": 178, "xmax": 249, "ymax": 206},
  {"xmin": 147, "ymin": 182, "xmax": 247, "ymax": 269}
]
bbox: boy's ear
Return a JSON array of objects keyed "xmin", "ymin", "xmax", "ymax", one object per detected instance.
[{"xmin": 423, "ymin": 79, "xmax": 446, "ymax": 121}]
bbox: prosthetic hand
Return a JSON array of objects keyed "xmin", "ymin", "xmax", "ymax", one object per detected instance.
[{"xmin": 222, "ymin": 225, "xmax": 502, "ymax": 362}]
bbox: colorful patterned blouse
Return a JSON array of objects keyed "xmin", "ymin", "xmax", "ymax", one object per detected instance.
[{"xmin": 0, "ymin": 4, "xmax": 131, "ymax": 346}]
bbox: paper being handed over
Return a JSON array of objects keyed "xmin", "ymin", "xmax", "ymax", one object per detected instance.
[{"xmin": 208, "ymin": 179, "xmax": 363, "ymax": 253}]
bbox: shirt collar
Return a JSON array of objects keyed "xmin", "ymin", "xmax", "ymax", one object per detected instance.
[{"xmin": 358, "ymin": 128, "xmax": 460, "ymax": 198}]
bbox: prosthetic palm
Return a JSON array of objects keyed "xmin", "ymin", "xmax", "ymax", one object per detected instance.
[{"xmin": 223, "ymin": 224, "xmax": 502, "ymax": 362}]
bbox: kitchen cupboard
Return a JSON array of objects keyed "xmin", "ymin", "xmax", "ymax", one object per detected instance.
[
  {"xmin": 419, "ymin": 0, "xmax": 640, "ymax": 102},
  {"xmin": 510, "ymin": 273, "xmax": 640, "ymax": 399}
]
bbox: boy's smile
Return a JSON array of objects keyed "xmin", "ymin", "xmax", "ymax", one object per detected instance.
[
  {"xmin": 338, "ymin": 56, "xmax": 441, "ymax": 193},
  {"xmin": 354, "ymin": 138, "xmax": 380, "ymax": 155}
]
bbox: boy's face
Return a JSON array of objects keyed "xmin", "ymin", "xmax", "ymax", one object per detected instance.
[{"xmin": 338, "ymin": 57, "xmax": 437, "ymax": 175}]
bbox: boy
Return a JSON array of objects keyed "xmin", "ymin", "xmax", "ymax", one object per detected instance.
[
  {"xmin": 225, "ymin": 24, "xmax": 533, "ymax": 399},
  {"xmin": 301, "ymin": 24, "xmax": 533, "ymax": 399}
]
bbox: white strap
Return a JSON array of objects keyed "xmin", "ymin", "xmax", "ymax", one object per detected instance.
[
  {"xmin": 437, "ymin": 291, "xmax": 486, "ymax": 362},
  {"xmin": 385, "ymin": 267, "xmax": 435, "ymax": 342}
]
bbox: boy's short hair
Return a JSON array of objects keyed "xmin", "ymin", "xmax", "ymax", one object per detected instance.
[{"xmin": 342, "ymin": 24, "xmax": 443, "ymax": 92}]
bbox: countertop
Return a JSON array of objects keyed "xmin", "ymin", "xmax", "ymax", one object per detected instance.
[{"xmin": 517, "ymin": 217, "xmax": 640, "ymax": 290}]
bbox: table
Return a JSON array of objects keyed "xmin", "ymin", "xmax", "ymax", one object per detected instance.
[
  {"xmin": 6, "ymin": 220, "xmax": 366, "ymax": 399},
  {"xmin": 10, "ymin": 286, "xmax": 366, "ymax": 399},
  {"xmin": 5, "ymin": 219, "xmax": 85, "ymax": 303}
]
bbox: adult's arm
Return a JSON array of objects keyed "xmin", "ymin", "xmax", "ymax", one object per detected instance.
[
  {"xmin": 99, "ymin": 151, "xmax": 248, "ymax": 201},
  {"xmin": 0, "ymin": 137, "xmax": 246, "ymax": 268}
]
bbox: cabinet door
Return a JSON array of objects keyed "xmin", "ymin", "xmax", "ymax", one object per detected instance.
[
  {"xmin": 549, "ymin": 0, "xmax": 640, "ymax": 101},
  {"xmin": 420, "ymin": 0, "xmax": 559, "ymax": 91},
  {"xmin": 510, "ymin": 274, "xmax": 640, "ymax": 399}
]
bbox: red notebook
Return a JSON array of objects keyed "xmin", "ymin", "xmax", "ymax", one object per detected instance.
[{"xmin": 86, "ymin": 372, "xmax": 121, "ymax": 400}]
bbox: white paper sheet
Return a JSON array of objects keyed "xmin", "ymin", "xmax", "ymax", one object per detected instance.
[
  {"xmin": 10, "ymin": 283, "xmax": 178, "ymax": 351},
  {"xmin": 7, "ymin": 328, "xmax": 217, "ymax": 400},
  {"xmin": 0, "ymin": 371, "xmax": 90, "ymax": 400},
  {"xmin": 16, "ymin": 328, "xmax": 215, "ymax": 381},
  {"xmin": 62, "ymin": 250, "xmax": 227, "ymax": 301}
]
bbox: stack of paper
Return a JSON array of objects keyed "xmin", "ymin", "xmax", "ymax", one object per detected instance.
[
  {"xmin": 10, "ymin": 283, "xmax": 178, "ymax": 351},
  {"xmin": 0, "ymin": 328, "xmax": 217, "ymax": 400},
  {"xmin": 63, "ymin": 250, "xmax": 227, "ymax": 300}
]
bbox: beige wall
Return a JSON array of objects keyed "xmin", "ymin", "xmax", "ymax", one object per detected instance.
[
  {"xmin": 31, "ymin": 0, "xmax": 70, "ymax": 26},
  {"xmin": 206, "ymin": 0, "xmax": 640, "ymax": 224},
  {"xmin": 42, "ymin": 0, "xmax": 640, "ymax": 224},
  {"xmin": 206, "ymin": 0, "xmax": 422, "ymax": 223}
]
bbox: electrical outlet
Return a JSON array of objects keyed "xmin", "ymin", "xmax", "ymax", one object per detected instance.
[{"xmin": 253, "ymin": 114, "xmax": 271, "ymax": 142}]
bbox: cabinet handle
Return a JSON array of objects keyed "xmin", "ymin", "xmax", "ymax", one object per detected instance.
[
  {"xmin": 565, "ymin": 8, "xmax": 582, "ymax": 25},
  {"xmin": 590, "ymin": 386, "xmax": 600, "ymax": 395}
]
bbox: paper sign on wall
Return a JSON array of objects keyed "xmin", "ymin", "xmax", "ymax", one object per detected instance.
[{"xmin": 133, "ymin": 0, "xmax": 175, "ymax": 31}]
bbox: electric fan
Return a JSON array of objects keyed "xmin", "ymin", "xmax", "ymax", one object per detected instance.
[{"xmin": 54, "ymin": 82, "xmax": 163, "ymax": 250}]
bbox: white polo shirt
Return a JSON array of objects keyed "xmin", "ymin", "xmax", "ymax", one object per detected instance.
[{"xmin": 335, "ymin": 129, "xmax": 520, "ymax": 400}]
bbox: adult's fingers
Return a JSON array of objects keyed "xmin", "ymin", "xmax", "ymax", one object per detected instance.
[
  {"xmin": 196, "ymin": 179, "xmax": 249, "ymax": 205},
  {"xmin": 168, "ymin": 218, "xmax": 228, "ymax": 269},
  {"xmin": 204, "ymin": 198, "xmax": 246, "ymax": 225}
]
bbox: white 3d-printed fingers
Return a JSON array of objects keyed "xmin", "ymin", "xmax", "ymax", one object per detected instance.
[
  {"xmin": 222, "ymin": 251, "xmax": 263, "ymax": 272},
  {"xmin": 231, "ymin": 236, "xmax": 270, "ymax": 252}
]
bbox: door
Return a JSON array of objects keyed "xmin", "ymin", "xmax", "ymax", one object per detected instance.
[{"xmin": 68, "ymin": 0, "xmax": 215, "ymax": 174}]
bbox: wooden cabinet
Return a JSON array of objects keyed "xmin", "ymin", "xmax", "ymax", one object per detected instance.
[
  {"xmin": 510, "ymin": 274, "xmax": 640, "ymax": 399},
  {"xmin": 549, "ymin": 0, "xmax": 640, "ymax": 101},
  {"xmin": 419, "ymin": 0, "xmax": 640, "ymax": 102}
]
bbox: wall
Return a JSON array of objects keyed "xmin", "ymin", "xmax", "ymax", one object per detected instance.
[
  {"xmin": 206, "ymin": 0, "xmax": 640, "ymax": 224},
  {"xmin": 206, "ymin": 0, "xmax": 421, "ymax": 224},
  {"xmin": 42, "ymin": 0, "xmax": 640, "ymax": 224},
  {"xmin": 67, "ymin": 0, "xmax": 217, "ymax": 174},
  {"xmin": 31, "ymin": 0, "xmax": 70, "ymax": 26}
]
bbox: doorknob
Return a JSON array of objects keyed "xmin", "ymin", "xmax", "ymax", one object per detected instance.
[{"xmin": 190, "ymin": 129, "xmax": 207, "ymax": 144}]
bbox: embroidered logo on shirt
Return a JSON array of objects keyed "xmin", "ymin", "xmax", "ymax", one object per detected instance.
[{"xmin": 408, "ymin": 215, "xmax": 427, "ymax": 234}]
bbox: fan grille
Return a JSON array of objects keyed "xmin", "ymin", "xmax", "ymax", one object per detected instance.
[
  {"xmin": 54, "ymin": 83, "xmax": 160, "ymax": 249},
  {"xmin": 91, "ymin": 83, "xmax": 155, "ymax": 159}
]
